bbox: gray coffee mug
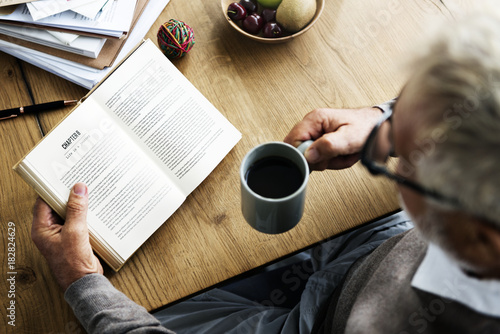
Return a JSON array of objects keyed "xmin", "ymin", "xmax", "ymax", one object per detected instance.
[{"xmin": 240, "ymin": 141, "xmax": 313, "ymax": 234}]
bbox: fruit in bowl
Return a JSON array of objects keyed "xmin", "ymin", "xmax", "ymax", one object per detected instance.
[
  {"xmin": 256, "ymin": 0, "xmax": 282, "ymax": 9},
  {"xmin": 261, "ymin": 8, "xmax": 277, "ymax": 23},
  {"xmin": 222, "ymin": 0, "xmax": 324, "ymax": 42},
  {"xmin": 240, "ymin": 0, "xmax": 258, "ymax": 13},
  {"xmin": 242, "ymin": 13, "xmax": 264, "ymax": 34},
  {"xmin": 227, "ymin": 2, "xmax": 247, "ymax": 21},
  {"xmin": 276, "ymin": 0, "xmax": 316, "ymax": 33},
  {"xmin": 262, "ymin": 22, "xmax": 283, "ymax": 38}
]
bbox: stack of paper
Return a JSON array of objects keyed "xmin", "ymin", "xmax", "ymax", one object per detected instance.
[
  {"xmin": 0, "ymin": 24, "xmax": 106, "ymax": 57},
  {"xmin": 1, "ymin": 0, "xmax": 136, "ymax": 37},
  {"xmin": 0, "ymin": 0, "xmax": 170, "ymax": 89}
]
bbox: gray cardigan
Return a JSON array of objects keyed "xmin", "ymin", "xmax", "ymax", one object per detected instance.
[
  {"xmin": 65, "ymin": 274, "xmax": 174, "ymax": 333},
  {"xmin": 65, "ymin": 230, "xmax": 500, "ymax": 333},
  {"xmin": 313, "ymin": 230, "xmax": 500, "ymax": 333}
]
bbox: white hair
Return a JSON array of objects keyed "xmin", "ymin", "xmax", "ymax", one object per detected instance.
[{"xmin": 405, "ymin": 9, "xmax": 500, "ymax": 227}]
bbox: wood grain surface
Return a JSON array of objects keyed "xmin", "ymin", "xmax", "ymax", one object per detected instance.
[{"xmin": 0, "ymin": 0, "xmax": 474, "ymax": 332}]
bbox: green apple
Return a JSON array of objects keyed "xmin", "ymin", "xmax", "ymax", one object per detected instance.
[{"xmin": 257, "ymin": 0, "xmax": 282, "ymax": 10}]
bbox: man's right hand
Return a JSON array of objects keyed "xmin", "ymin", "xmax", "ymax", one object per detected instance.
[{"xmin": 284, "ymin": 107, "xmax": 382, "ymax": 171}]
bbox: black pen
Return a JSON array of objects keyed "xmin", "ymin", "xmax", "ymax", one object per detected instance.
[{"xmin": 0, "ymin": 100, "xmax": 78, "ymax": 121}]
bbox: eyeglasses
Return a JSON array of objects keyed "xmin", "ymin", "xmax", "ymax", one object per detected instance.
[{"xmin": 360, "ymin": 108, "xmax": 460, "ymax": 206}]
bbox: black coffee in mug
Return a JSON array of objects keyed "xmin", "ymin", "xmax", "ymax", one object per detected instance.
[
  {"xmin": 241, "ymin": 141, "xmax": 312, "ymax": 234},
  {"xmin": 245, "ymin": 156, "xmax": 304, "ymax": 198}
]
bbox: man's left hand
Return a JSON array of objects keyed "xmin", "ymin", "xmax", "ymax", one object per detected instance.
[{"xmin": 31, "ymin": 182, "xmax": 103, "ymax": 291}]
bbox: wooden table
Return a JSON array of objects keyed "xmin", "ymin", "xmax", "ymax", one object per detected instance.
[{"xmin": 0, "ymin": 0, "xmax": 472, "ymax": 332}]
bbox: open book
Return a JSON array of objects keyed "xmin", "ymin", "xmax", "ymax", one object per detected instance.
[{"xmin": 14, "ymin": 39, "xmax": 242, "ymax": 271}]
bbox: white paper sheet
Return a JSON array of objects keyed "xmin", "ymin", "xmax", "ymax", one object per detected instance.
[
  {"xmin": 1, "ymin": 0, "xmax": 136, "ymax": 37},
  {"xmin": 71, "ymin": 0, "xmax": 109, "ymax": 19},
  {"xmin": 0, "ymin": 24, "xmax": 106, "ymax": 57},
  {"xmin": 47, "ymin": 30, "xmax": 79, "ymax": 45},
  {"xmin": 27, "ymin": 0, "xmax": 95, "ymax": 21}
]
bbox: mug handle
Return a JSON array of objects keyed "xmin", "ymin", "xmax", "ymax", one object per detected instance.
[{"xmin": 296, "ymin": 140, "xmax": 314, "ymax": 155}]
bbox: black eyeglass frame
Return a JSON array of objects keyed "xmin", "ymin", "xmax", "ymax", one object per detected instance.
[{"xmin": 360, "ymin": 108, "xmax": 460, "ymax": 206}]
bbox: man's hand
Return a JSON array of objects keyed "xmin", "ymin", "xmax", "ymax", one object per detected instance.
[
  {"xmin": 32, "ymin": 183, "xmax": 103, "ymax": 291},
  {"xmin": 284, "ymin": 107, "xmax": 382, "ymax": 171}
]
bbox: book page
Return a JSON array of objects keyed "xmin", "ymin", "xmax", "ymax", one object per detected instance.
[
  {"xmin": 20, "ymin": 100, "xmax": 185, "ymax": 262},
  {"xmin": 88, "ymin": 39, "xmax": 242, "ymax": 195}
]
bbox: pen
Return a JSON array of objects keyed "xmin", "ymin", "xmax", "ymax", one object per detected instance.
[{"xmin": 0, "ymin": 100, "xmax": 78, "ymax": 121}]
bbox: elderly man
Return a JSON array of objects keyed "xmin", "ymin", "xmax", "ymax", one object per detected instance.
[{"xmin": 32, "ymin": 10, "xmax": 500, "ymax": 334}]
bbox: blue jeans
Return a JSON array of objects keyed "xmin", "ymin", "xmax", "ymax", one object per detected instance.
[{"xmin": 154, "ymin": 211, "xmax": 413, "ymax": 334}]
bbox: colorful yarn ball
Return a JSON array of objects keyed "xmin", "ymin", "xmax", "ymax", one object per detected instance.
[{"xmin": 157, "ymin": 19, "xmax": 195, "ymax": 59}]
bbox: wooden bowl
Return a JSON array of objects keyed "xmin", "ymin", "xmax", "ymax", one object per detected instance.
[{"xmin": 221, "ymin": 0, "xmax": 325, "ymax": 44}]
